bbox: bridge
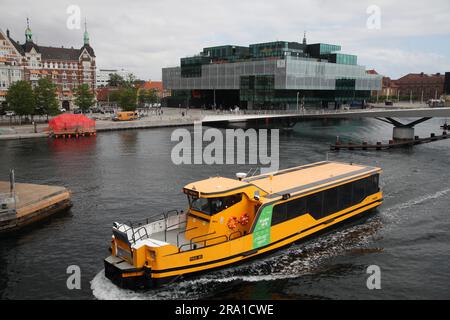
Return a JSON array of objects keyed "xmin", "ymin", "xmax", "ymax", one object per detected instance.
[{"xmin": 201, "ymin": 107, "xmax": 450, "ymax": 141}]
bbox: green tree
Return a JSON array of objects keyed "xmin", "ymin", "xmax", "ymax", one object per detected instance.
[
  {"xmin": 5, "ymin": 80, "xmax": 35, "ymax": 119},
  {"xmin": 108, "ymin": 89, "xmax": 121, "ymax": 103},
  {"xmin": 138, "ymin": 89, "xmax": 158, "ymax": 106},
  {"xmin": 107, "ymin": 73, "xmax": 125, "ymax": 87},
  {"xmin": 118, "ymin": 87, "xmax": 138, "ymax": 111},
  {"xmin": 34, "ymin": 77, "xmax": 59, "ymax": 119},
  {"xmin": 73, "ymin": 84, "xmax": 95, "ymax": 113}
]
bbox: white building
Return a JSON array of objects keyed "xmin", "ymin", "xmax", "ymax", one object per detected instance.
[
  {"xmin": 0, "ymin": 28, "xmax": 24, "ymax": 106},
  {"xmin": 96, "ymin": 68, "xmax": 131, "ymax": 87}
]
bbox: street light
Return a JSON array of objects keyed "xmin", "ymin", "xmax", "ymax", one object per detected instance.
[{"xmin": 296, "ymin": 91, "xmax": 299, "ymax": 112}]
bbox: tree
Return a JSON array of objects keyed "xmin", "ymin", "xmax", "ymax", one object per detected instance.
[
  {"xmin": 34, "ymin": 77, "xmax": 59, "ymax": 118},
  {"xmin": 5, "ymin": 80, "xmax": 35, "ymax": 118},
  {"xmin": 73, "ymin": 84, "xmax": 95, "ymax": 113},
  {"xmin": 138, "ymin": 89, "xmax": 158, "ymax": 106},
  {"xmin": 107, "ymin": 73, "xmax": 125, "ymax": 87},
  {"xmin": 118, "ymin": 87, "xmax": 138, "ymax": 111}
]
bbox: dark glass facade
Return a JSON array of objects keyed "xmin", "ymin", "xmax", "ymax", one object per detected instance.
[{"xmin": 445, "ymin": 72, "xmax": 450, "ymax": 95}]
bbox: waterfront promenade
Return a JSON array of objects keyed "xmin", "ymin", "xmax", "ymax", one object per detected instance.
[
  {"xmin": 0, "ymin": 108, "xmax": 204, "ymax": 140},
  {"xmin": 0, "ymin": 104, "xmax": 449, "ymax": 141}
]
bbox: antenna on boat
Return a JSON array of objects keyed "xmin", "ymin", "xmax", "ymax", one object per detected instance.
[{"xmin": 269, "ymin": 174, "xmax": 273, "ymax": 194}]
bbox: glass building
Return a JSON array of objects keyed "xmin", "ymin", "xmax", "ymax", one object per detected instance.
[{"xmin": 162, "ymin": 37, "xmax": 382, "ymax": 109}]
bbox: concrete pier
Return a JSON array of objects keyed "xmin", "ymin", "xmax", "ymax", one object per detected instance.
[
  {"xmin": 0, "ymin": 182, "xmax": 72, "ymax": 233},
  {"xmin": 393, "ymin": 127, "xmax": 415, "ymax": 141}
]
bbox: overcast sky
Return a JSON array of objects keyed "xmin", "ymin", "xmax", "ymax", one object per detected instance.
[{"xmin": 1, "ymin": 0, "xmax": 450, "ymax": 80}]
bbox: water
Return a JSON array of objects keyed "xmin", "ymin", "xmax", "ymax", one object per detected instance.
[{"xmin": 1, "ymin": 117, "xmax": 449, "ymax": 300}]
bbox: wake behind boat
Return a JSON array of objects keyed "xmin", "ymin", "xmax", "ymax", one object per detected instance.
[{"xmin": 104, "ymin": 161, "xmax": 382, "ymax": 289}]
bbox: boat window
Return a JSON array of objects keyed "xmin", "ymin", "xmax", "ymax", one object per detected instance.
[
  {"xmin": 306, "ymin": 192, "xmax": 324, "ymax": 220},
  {"xmin": 188, "ymin": 196, "xmax": 210, "ymax": 214},
  {"xmin": 188, "ymin": 193, "xmax": 242, "ymax": 216},
  {"xmin": 209, "ymin": 194, "xmax": 241, "ymax": 214},
  {"xmin": 271, "ymin": 203, "xmax": 287, "ymax": 226},
  {"xmin": 337, "ymin": 183, "xmax": 353, "ymax": 210},
  {"xmin": 286, "ymin": 197, "xmax": 306, "ymax": 220},
  {"xmin": 323, "ymin": 187, "xmax": 338, "ymax": 216},
  {"xmin": 365, "ymin": 174, "xmax": 379, "ymax": 195},
  {"xmin": 352, "ymin": 179, "xmax": 366, "ymax": 204}
]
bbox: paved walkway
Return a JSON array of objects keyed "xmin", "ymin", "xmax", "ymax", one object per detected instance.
[{"xmin": 0, "ymin": 108, "xmax": 207, "ymax": 140}]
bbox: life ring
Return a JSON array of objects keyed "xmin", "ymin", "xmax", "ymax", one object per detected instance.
[
  {"xmin": 239, "ymin": 213, "xmax": 250, "ymax": 226},
  {"xmin": 227, "ymin": 217, "xmax": 238, "ymax": 230}
]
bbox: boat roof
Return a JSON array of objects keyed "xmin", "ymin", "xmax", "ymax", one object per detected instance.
[
  {"xmin": 245, "ymin": 161, "xmax": 381, "ymax": 198},
  {"xmin": 184, "ymin": 176, "xmax": 250, "ymax": 196},
  {"xmin": 183, "ymin": 161, "xmax": 381, "ymax": 198}
]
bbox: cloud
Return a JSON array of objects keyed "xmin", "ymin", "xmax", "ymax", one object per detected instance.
[
  {"xmin": 1, "ymin": 0, "xmax": 449, "ymax": 80},
  {"xmin": 356, "ymin": 48, "xmax": 450, "ymax": 78}
]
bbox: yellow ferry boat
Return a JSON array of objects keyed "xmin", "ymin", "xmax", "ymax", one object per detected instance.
[{"xmin": 104, "ymin": 161, "xmax": 382, "ymax": 289}]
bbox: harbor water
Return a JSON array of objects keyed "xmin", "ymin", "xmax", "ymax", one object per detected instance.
[{"xmin": 0, "ymin": 117, "xmax": 449, "ymax": 299}]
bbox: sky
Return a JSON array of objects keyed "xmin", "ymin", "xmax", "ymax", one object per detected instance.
[{"xmin": 1, "ymin": 0, "xmax": 450, "ymax": 81}]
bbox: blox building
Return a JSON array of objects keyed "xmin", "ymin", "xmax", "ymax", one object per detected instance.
[{"xmin": 162, "ymin": 35, "xmax": 382, "ymax": 109}]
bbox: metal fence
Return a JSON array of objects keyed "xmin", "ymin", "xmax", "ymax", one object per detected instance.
[{"xmin": 0, "ymin": 192, "xmax": 16, "ymax": 221}]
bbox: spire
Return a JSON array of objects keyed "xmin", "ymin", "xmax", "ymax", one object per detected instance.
[
  {"xmin": 302, "ymin": 31, "xmax": 307, "ymax": 46},
  {"xmin": 25, "ymin": 17, "xmax": 33, "ymax": 42},
  {"xmin": 83, "ymin": 18, "xmax": 90, "ymax": 45}
]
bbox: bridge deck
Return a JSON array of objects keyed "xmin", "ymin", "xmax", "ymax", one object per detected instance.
[{"xmin": 201, "ymin": 107, "xmax": 450, "ymax": 124}]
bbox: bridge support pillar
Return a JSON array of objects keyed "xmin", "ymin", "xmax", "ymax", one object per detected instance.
[{"xmin": 393, "ymin": 127, "xmax": 415, "ymax": 141}]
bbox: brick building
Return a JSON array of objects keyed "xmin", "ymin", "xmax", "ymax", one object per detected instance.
[
  {"xmin": 0, "ymin": 19, "xmax": 96, "ymax": 110},
  {"xmin": 140, "ymin": 81, "xmax": 170, "ymax": 99},
  {"xmin": 393, "ymin": 73, "xmax": 445, "ymax": 101}
]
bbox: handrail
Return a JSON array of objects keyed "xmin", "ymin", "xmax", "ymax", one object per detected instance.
[
  {"xmin": 115, "ymin": 209, "xmax": 184, "ymax": 244},
  {"xmin": 133, "ymin": 226, "xmax": 149, "ymax": 243},
  {"xmin": 179, "ymin": 230, "xmax": 217, "ymax": 252},
  {"xmin": 202, "ymin": 234, "xmax": 228, "ymax": 247},
  {"xmin": 190, "ymin": 231, "xmax": 216, "ymax": 245},
  {"xmin": 178, "ymin": 233, "xmax": 230, "ymax": 252},
  {"xmin": 177, "ymin": 226, "xmax": 198, "ymax": 247}
]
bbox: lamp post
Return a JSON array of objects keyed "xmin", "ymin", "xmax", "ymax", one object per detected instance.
[{"xmin": 296, "ymin": 91, "xmax": 299, "ymax": 112}]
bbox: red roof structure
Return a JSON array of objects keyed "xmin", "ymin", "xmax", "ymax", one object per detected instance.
[
  {"xmin": 48, "ymin": 114, "xmax": 96, "ymax": 136},
  {"xmin": 141, "ymin": 81, "xmax": 163, "ymax": 91}
]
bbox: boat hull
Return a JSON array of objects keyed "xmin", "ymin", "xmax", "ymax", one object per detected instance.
[{"xmin": 104, "ymin": 200, "xmax": 381, "ymax": 290}]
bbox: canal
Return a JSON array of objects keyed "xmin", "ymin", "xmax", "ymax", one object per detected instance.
[{"xmin": 0, "ymin": 117, "xmax": 449, "ymax": 299}]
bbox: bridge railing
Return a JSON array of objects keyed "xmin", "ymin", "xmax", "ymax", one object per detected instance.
[{"xmin": 201, "ymin": 106, "xmax": 393, "ymax": 117}]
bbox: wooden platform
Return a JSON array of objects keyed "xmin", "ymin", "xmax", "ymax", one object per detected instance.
[{"xmin": 0, "ymin": 182, "xmax": 72, "ymax": 233}]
